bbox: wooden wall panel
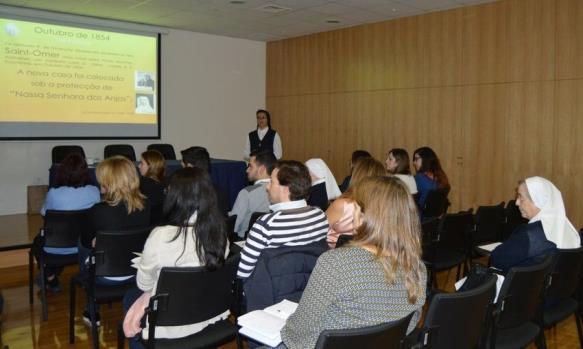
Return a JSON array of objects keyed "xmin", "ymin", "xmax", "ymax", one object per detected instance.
[
  {"xmin": 461, "ymin": 1, "xmax": 510, "ymax": 84},
  {"xmin": 557, "ymin": 0, "xmax": 583, "ymax": 79},
  {"xmin": 507, "ymin": 0, "xmax": 556, "ymax": 81},
  {"xmin": 266, "ymin": 0, "xmax": 583, "ymax": 227}
]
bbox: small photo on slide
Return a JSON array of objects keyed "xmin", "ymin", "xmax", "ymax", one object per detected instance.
[
  {"xmin": 135, "ymin": 71, "xmax": 155, "ymax": 91},
  {"xmin": 135, "ymin": 94, "xmax": 156, "ymax": 114}
]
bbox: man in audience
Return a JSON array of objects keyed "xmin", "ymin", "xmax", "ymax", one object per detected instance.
[
  {"xmin": 237, "ymin": 160, "xmax": 329, "ymax": 278},
  {"xmin": 180, "ymin": 146, "xmax": 229, "ymax": 215},
  {"xmin": 229, "ymin": 150, "xmax": 276, "ymax": 238}
]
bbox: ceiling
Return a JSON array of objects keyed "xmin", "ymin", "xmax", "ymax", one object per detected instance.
[{"xmin": 0, "ymin": 0, "xmax": 497, "ymax": 41}]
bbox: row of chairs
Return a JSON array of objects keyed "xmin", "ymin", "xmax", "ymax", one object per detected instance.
[{"xmin": 51, "ymin": 143, "xmax": 177, "ymax": 164}]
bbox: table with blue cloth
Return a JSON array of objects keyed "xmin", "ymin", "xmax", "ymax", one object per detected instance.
[{"xmin": 48, "ymin": 159, "xmax": 248, "ymax": 210}]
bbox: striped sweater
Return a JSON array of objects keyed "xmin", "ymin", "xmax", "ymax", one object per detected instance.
[{"xmin": 237, "ymin": 201, "xmax": 329, "ymax": 278}]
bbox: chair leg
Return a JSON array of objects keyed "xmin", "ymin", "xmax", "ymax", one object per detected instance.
[
  {"xmin": 39, "ymin": 261, "xmax": 48, "ymax": 321},
  {"xmin": 89, "ymin": 299, "xmax": 99, "ymax": 349},
  {"xmin": 235, "ymin": 332, "xmax": 243, "ymax": 349},
  {"xmin": 575, "ymin": 312, "xmax": 583, "ymax": 349},
  {"xmin": 535, "ymin": 328, "xmax": 547, "ymax": 349},
  {"xmin": 117, "ymin": 321, "xmax": 125, "ymax": 349},
  {"xmin": 28, "ymin": 251, "xmax": 34, "ymax": 305},
  {"xmin": 69, "ymin": 278, "xmax": 77, "ymax": 344},
  {"xmin": 455, "ymin": 264, "xmax": 461, "ymax": 281}
]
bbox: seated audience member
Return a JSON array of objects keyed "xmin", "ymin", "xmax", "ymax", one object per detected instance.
[
  {"xmin": 491, "ymin": 177, "xmax": 581, "ymax": 274},
  {"xmin": 281, "ymin": 176, "xmax": 427, "ymax": 348},
  {"xmin": 37, "ymin": 153, "xmax": 100, "ymax": 292},
  {"xmin": 326, "ymin": 158, "xmax": 386, "ymax": 248},
  {"xmin": 338, "ymin": 150, "xmax": 372, "ymax": 193},
  {"xmin": 412, "ymin": 147, "xmax": 450, "ymax": 208},
  {"xmin": 80, "ymin": 156, "xmax": 151, "ymax": 325},
  {"xmin": 123, "ymin": 167, "xmax": 229, "ymax": 348},
  {"xmin": 237, "ymin": 160, "xmax": 329, "ymax": 279},
  {"xmin": 138, "ymin": 150, "xmax": 166, "ymax": 224},
  {"xmin": 229, "ymin": 150, "xmax": 276, "ymax": 238},
  {"xmin": 180, "ymin": 146, "xmax": 229, "ymax": 216},
  {"xmin": 386, "ymin": 148, "xmax": 418, "ymax": 195},
  {"xmin": 305, "ymin": 158, "xmax": 341, "ymax": 211}
]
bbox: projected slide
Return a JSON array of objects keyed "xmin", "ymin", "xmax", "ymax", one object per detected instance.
[{"xmin": 0, "ymin": 17, "xmax": 160, "ymax": 139}]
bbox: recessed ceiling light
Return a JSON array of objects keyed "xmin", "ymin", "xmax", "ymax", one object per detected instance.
[
  {"xmin": 229, "ymin": 0, "xmax": 246, "ymax": 4},
  {"xmin": 392, "ymin": 8, "xmax": 397, "ymax": 12},
  {"xmin": 325, "ymin": 19, "xmax": 341, "ymax": 24}
]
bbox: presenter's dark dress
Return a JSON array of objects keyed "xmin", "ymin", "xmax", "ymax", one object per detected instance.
[{"xmin": 249, "ymin": 129, "xmax": 277, "ymax": 154}]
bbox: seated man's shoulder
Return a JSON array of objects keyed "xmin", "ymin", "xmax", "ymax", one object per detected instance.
[{"xmin": 243, "ymin": 183, "xmax": 264, "ymax": 193}]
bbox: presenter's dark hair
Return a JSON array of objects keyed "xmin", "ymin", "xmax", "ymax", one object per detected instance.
[
  {"xmin": 387, "ymin": 148, "xmax": 412, "ymax": 175},
  {"xmin": 274, "ymin": 160, "xmax": 311, "ymax": 201},
  {"xmin": 165, "ymin": 167, "xmax": 226, "ymax": 270},
  {"xmin": 413, "ymin": 146, "xmax": 450, "ymax": 189},
  {"xmin": 181, "ymin": 146, "xmax": 211, "ymax": 174},
  {"xmin": 55, "ymin": 153, "xmax": 91, "ymax": 188},
  {"xmin": 256, "ymin": 109, "xmax": 271, "ymax": 128},
  {"xmin": 250, "ymin": 150, "xmax": 277, "ymax": 174}
]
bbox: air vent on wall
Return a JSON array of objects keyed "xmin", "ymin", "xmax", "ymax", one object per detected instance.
[{"xmin": 254, "ymin": 4, "xmax": 292, "ymax": 13}]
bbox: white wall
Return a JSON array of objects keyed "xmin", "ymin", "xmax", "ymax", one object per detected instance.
[{"xmin": 0, "ymin": 29, "xmax": 266, "ymax": 215}]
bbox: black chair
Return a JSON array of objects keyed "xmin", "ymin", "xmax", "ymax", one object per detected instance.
[
  {"xmin": 422, "ymin": 188, "xmax": 450, "ymax": 219},
  {"xmin": 138, "ymin": 255, "xmax": 242, "ymax": 349},
  {"xmin": 308, "ymin": 182, "xmax": 329, "ymax": 211},
  {"xmin": 315, "ymin": 312, "xmax": 414, "ymax": 349},
  {"xmin": 502, "ymin": 200, "xmax": 528, "ymax": 241},
  {"xmin": 28, "ymin": 209, "xmax": 90, "ymax": 321},
  {"xmin": 473, "ymin": 202, "xmax": 505, "ymax": 245},
  {"xmin": 411, "ymin": 274, "xmax": 497, "ymax": 349},
  {"xmin": 52, "ymin": 145, "xmax": 85, "ymax": 164},
  {"xmin": 243, "ymin": 241, "xmax": 328, "ymax": 313},
  {"xmin": 147, "ymin": 143, "xmax": 176, "ymax": 160},
  {"xmin": 539, "ymin": 248, "xmax": 583, "ymax": 347},
  {"xmin": 423, "ymin": 212, "xmax": 473, "ymax": 289},
  {"xmin": 245, "ymin": 212, "xmax": 268, "ymax": 239},
  {"xmin": 487, "ymin": 255, "xmax": 554, "ymax": 349},
  {"xmin": 69, "ymin": 227, "xmax": 151, "ymax": 349},
  {"xmin": 104, "ymin": 144, "xmax": 136, "ymax": 161},
  {"xmin": 335, "ymin": 234, "xmax": 353, "ymax": 248}
]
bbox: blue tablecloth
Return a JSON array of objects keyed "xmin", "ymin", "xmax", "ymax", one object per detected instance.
[{"xmin": 49, "ymin": 159, "xmax": 247, "ymax": 209}]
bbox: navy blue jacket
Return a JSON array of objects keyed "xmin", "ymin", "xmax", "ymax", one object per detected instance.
[
  {"xmin": 243, "ymin": 240, "xmax": 328, "ymax": 312},
  {"xmin": 490, "ymin": 221, "xmax": 556, "ymax": 274}
]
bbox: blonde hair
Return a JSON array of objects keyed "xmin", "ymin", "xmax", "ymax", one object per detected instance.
[
  {"xmin": 345, "ymin": 157, "xmax": 386, "ymax": 197},
  {"xmin": 352, "ymin": 176, "xmax": 424, "ymax": 304},
  {"xmin": 96, "ymin": 156, "xmax": 145, "ymax": 213},
  {"xmin": 141, "ymin": 150, "xmax": 166, "ymax": 182}
]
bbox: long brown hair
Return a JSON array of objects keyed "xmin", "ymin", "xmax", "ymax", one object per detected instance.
[
  {"xmin": 96, "ymin": 156, "xmax": 145, "ymax": 214},
  {"xmin": 141, "ymin": 150, "xmax": 166, "ymax": 182},
  {"xmin": 344, "ymin": 158, "xmax": 386, "ymax": 197},
  {"xmin": 413, "ymin": 146, "xmax": 450, "ymax": 189},
  {"xmin": 352, "ymin": 176, "xmax": 424, "ymax": 304}
]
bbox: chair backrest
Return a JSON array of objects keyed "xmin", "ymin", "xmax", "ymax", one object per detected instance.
[
  {"xmin": 473, "ymin": 202, "xmax": 505, "ymax": 244},
  {"xmin": 93, "ymin": 227, "xmax": 151, "ymax": 277},
  {"xmin": 315, "ymin": 312, "xmax": 414, "ymax": 349},
  {"xmin": 436, "ymin": 212, "xmax": 473, "ymax": 253},
  {"xmin": 546, "ymin": 247, "xmax": 583, "ymax": 302},
  {"xmin": 420, "ymin": 275, "xmax": 497, "ymax": 349},
  {"xmin": 51, "ymin": 145, "xmax": 85, "ymax": 164},
  {"xmin": 243, "ymin": 241, "xmax": 328, "ymax": 312},
  {"xmin": 43, "ymin": 209, "xmax": 91, "ymax": 248},
  {"xmin": 502, "ymin": 200, "xmax": 528, "ymax": 241},
  {"xmin": 149, "ymin": 254, "xmax": 240, "ymax": 328},
  {"xmin": 246, "ymin": 212, "xmax": 268, "ymax": 237},
  {"xmin": 104, "ymin": 144, "xmax": 136, "ymax": 161},
  {"xmin": 147, "ymin": 143, "xmax": 176, "ymax": 160},
  {"xmin": 335, "ymin": 234, "xmax": 353, "ymax": 248},
  {"xmin": 495, "ymin": 255, "xmax": 553, "ymax": 329},
  {"xmin": 423, "ymin": 188, "xmax": 450, "ymax": 218}
]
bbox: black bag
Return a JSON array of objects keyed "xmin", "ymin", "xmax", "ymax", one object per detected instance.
[{"xmin": 458, "ymin": 264, "xmax": 493, "ymax": 292}]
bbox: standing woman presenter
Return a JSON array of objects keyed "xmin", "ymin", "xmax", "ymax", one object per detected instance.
[{"xmin": 244, "ymin": 109, "xmax": 282, "ymax": 160}]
